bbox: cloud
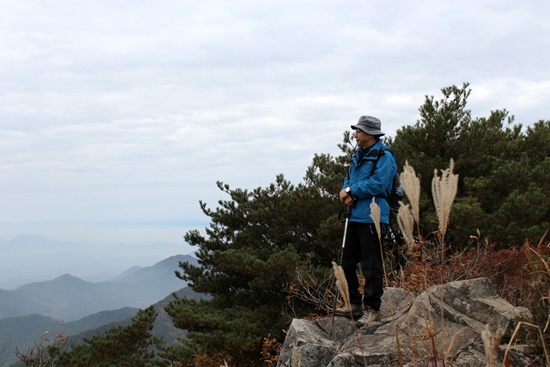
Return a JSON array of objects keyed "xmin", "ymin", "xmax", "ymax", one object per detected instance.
[{"xmin": 0, "ymin": 0, "xmax": 548, "ymax": 252}]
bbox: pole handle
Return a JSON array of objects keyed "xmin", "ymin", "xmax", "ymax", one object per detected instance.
[{"xmin": 345, "ymin": 205, "xmax": 352, "ymax": 218}]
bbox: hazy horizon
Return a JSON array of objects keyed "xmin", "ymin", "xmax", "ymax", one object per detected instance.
[{"xmin": 0, "ymin": 233, "xmax": 195, "ymax": 289}]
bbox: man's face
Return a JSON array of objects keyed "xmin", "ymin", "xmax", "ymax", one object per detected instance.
[{"xmin": 354, "ymin": 129, "xmax": 376, "ymax": 148}]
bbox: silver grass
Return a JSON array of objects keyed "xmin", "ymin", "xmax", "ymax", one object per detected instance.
[
  {"xmin": 481, "ymin": 324, "xmax": 505, "ymax": 367},
  {"xmin": 292, "ymin": 345, "xmax": 300, "ymax": 367},
  {"xmin": 397, "ymin": 203, "xmax": 415, "ymax": 251},
  {"xmin": 332, "ymin": 261, "xmax": 351, "ymax": 310},
  {"xmin": 433, "ymin": 159, "xmax": 459, "ymax": 348},
  {"xmin": 401, "ymin": 161, "xmax": 421, "ymax": 225},
  {"xmin": 431, "ymin": 159, "xmax": 458, "ymax": 239},
  {"xmin": 332, "ymin": 260, "xmax": 369, "ymax": 367},
  {"xmin": 370, "ymin": 198, "xmax": 382, "ymax": 243}
]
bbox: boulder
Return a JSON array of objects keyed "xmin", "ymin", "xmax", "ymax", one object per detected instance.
[{"xmin": 277, "ymin": 278, "xmax": 534, "ymax": 367}]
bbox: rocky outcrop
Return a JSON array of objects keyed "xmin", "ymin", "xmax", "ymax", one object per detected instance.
[{"xmin": 277, "ymin": 278, "xmax": 534, "ymax": 367}]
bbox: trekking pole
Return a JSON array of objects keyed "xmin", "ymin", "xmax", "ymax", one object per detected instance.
[{"xmin": 330, "ymin": 205, "xmax": 351, "ymax": 339}]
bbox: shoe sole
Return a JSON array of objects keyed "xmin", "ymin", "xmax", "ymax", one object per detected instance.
[
  {"xmin": 334, "ymin": 310, "xmax": 364, "ymax": 319},
  {"xmin": 357, "ymin": 314, "xmax": 380, "ymax": 325}
]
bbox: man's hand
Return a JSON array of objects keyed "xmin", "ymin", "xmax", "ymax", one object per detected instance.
[{"xmin": 339, "ymin": 189, "xmax": 355, "ymax": 206}]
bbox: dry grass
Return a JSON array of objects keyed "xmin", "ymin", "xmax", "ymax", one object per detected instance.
[
  {"xmin": 397, "ymin": 203, "xmax": 415, "ymax": 252},
  {"xmin": 370, "ymin": 197, "xmax": 382, "ymax": 243},
  {"xmin": 330, "ymin": 261, "xmax": 368, "ymax": 367},
  {"xmin": 481, "ymin": 324, "xmax": 506, "ymax": 367},
  {"xmin": 505, "ymin": 321, "xmax": 549, "ymax": 366},
  {"xmin": 401, "ymin": 161, "xmax": 421, "ymax": 226},
  {"xmin": 431, "ymin": 159, "xmax": 458, "ymax": 241},
  {"xmin": 331, "ymin": 261, "xmax": 350, "ymax": 312},
  {"xmin": 371, "ymin": 198, "xmax": 404, "ymax": 366},
  {"xmin": 286, "ymin": 158, "xmax": 547, "ymax": 367}
]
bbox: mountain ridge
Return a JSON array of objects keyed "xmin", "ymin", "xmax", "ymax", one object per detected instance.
[
  {"xmin": 0, "ymin": 254, "xmax": 198, "ymax": 321},
  {"xmin": 0, "ymin": 234, "xmax": 194, "ymax": 289},
  {"xmin": 0, "ymin": 286, "xmax": 204, "ymax": 367}
]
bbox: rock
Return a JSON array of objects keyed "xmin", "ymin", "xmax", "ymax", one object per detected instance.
[
  {"xmin": 277, "ymin": 278, "xmax": 534, "ymax": 367},
  {"xmin": 276, "ymin": 318, "xmax": 344, "ymax": 367}
]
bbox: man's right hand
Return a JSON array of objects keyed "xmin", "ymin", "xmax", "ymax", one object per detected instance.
[{"xmin": 339, "ymin": 189, "xmax": 355, "ymax": 206}]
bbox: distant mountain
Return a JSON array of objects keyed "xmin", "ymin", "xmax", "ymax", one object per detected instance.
[
  {"xmin": 0, "ymin": 234, "xmax": 195, "ymax": 289},
  {"xmin": 0, "ymin": 308, "xmax": 139, "ymax": 367},
  {"xmin": 0, "ymin": 286, "xmax": 204, "ymax": 367},
  {"xmin": 0, "ymin": 254, "xmax": 198, "ymax": 321},
  {"xmin": 113, "ymin": 265, "xmax": 143, "ymax": 280},
  {"xmin": 65, "ymin": 286, "xmax": 203, "ymax": 348},
  {"xmin": 108, "ymin": 254, "xmax": 190, "ymax": 285}
]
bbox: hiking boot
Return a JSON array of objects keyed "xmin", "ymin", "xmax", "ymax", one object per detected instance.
[
  {"xmin": 334, "ymin": 303, "xmax": 363, "ymax": 319},
  {"xmin": 357, "ymin": 306, "xmax": 379, "ymax": 325}
]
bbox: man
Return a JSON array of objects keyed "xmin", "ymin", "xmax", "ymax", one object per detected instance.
[{"xmin": 336, "ymin": 115, "xmax": 397, "ymax": 325}]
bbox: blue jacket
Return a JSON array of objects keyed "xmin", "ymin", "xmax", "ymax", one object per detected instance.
[{"xmin": 342, "ymin": 140, "xmax": 397, "ymax": 224}]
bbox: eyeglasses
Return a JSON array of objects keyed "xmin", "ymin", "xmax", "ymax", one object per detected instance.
[{"xmin": 353, "ymin": 130, "xmax": 365, "ymax": 135}]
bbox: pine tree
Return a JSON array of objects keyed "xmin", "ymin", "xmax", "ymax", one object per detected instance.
[
  {"xmin": 164, "ymin": 84, "xmax": 549, "ymax": 365},
  {"xmin": 50, "ymin": 306, "xmax": 159, "ymax": 367},
  {"xmin": 389, "ymin": 83, "xmax": 549, "ymax": 247},
  {"xmin": 165, "ymin": 170, "xmax": 346, "ymax": 364}
]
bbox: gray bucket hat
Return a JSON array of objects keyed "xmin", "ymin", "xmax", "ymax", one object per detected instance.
[{"xmin": 351, "ymin": 115, "xmax": 385, "ymax": 136}]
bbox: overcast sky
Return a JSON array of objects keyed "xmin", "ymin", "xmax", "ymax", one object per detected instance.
[{"xmin": 1, "ymin": 1, "xmax": 549, "ymax": 249}]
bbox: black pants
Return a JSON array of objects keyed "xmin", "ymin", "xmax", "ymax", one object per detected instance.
[{"xmin": 341, "ymin": 222, "xmax": 386, "ymax": 311}]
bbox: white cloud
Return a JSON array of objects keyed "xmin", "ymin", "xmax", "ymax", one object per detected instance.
[
  {"xmin": 0, "ymin": 0, "xmax": 548, "ymax": 258},
  {"xmin": 470, "ymin": 79, "xmax": 550, "ymax": 124}
]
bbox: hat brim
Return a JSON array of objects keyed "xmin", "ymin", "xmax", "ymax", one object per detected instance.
[{"xmin": 351, "ymin": 125, "xmax": 385, "ymax": 136}]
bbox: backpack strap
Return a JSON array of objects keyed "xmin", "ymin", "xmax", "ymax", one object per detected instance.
[
  {"xmin": 370, "ymin": 147, "xmax": 394, "ymax": 200},
  {"xmin": 370, "ymin": 147, "xmax": 388, "ymax": 176}
]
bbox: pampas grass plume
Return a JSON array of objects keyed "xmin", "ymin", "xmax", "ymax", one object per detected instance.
[
  {"xmin": 397, "ymin": 203, "xmax": 415, "ymax": 251},
  {"xmin": 370, "ymin": 198, "xmax": 382, "ymax": 243},
  {"xmin": 432, "ymin": 159, "xmax": 459, "ymax": 239},
  {"xmin": 332, "ymin": 261, "xmax": 351, "ymax": 310},
  {"xmin": 481, "ymin": 324, "xmax": 505, "ymax": 367},
  {"xmin": 401, "ymin": 161, "xmax": 421, "ymax": 224}
]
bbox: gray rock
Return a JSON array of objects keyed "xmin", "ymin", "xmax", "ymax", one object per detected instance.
[{"xmin": 277, "ymin": 278, "xmax": 534, "ymax": 367}]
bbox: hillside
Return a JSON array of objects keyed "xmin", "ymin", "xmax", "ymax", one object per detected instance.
[
  {"xmin": 0, "ymin": 234, "xmax": 194, "ymax": 289},
  {"xmin": 0, "ymin": 308, "xmax": 138, "ymax": 367},
  {"xmin": 64, "ymin": 286, "xmax": 203, "ymax": 348},
  {"xmin": 0, "ymin": 286, "xmax": 204, "ymax": 367},
  {"xmin": 0, "ymin": 249, "xmax": 200, "ymax": 366},
  {"xmin": 0, "ymin": 254, "xmax": 197, "ymax": 321}
]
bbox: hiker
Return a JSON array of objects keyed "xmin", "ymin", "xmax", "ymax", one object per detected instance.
[{"xmin": 336, "ymin": 115, "xmax": 397, "ymax": 325}]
